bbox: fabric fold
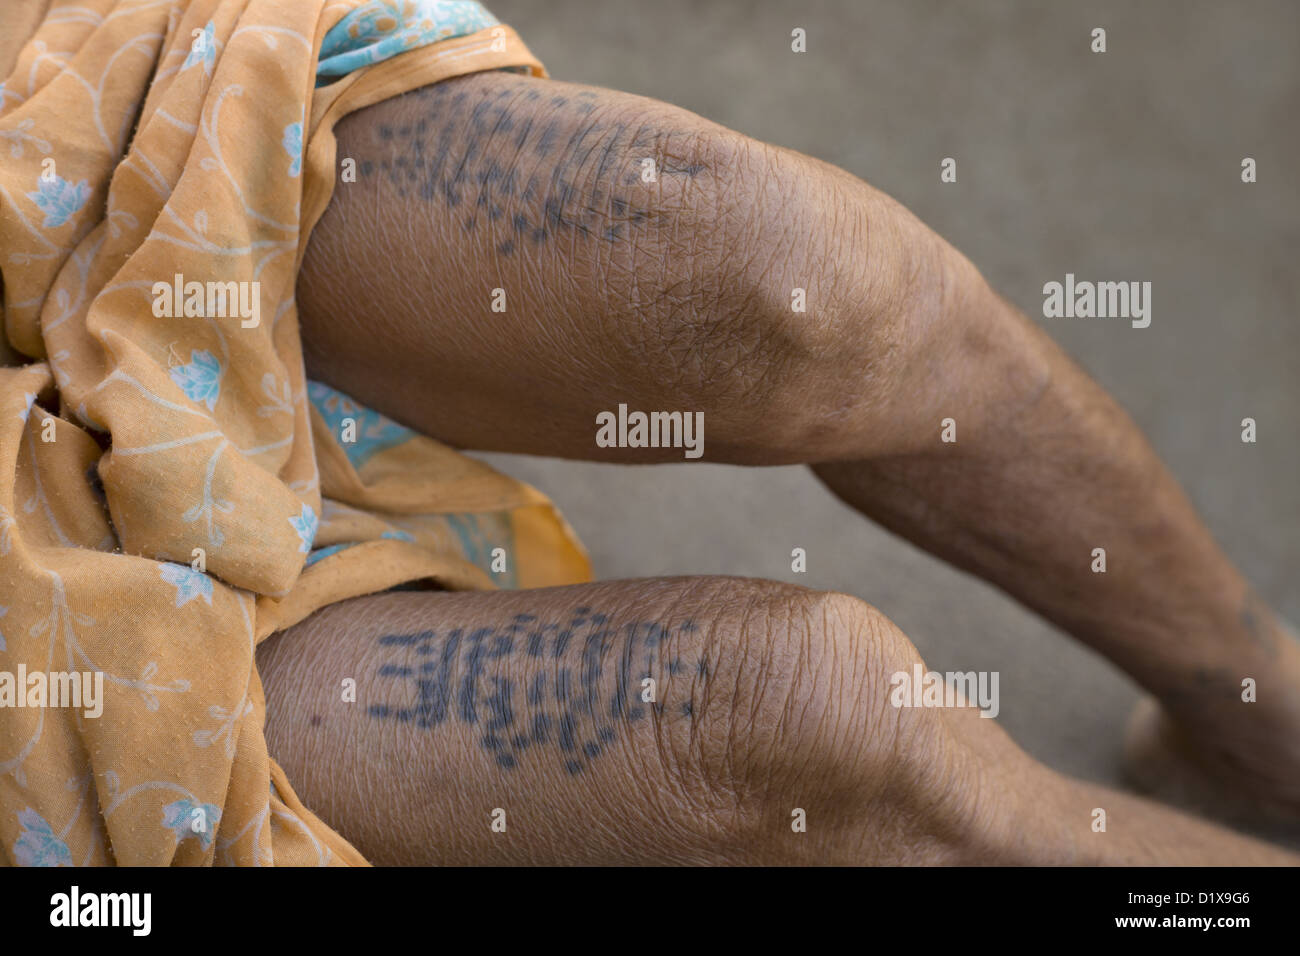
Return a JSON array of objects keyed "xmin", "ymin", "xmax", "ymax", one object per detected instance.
[{"xmin": 1, "ymin": 0, "xmax": 590, "ymax": 866}]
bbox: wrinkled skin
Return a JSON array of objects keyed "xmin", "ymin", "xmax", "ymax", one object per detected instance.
[
  {"xmin": 261, "ymin": 579, "xmax": 1294, "ymax": 865},
  {"xmin": 296, "ymin": 71, "xmax": 977, "ymax": 465},
  {"xmin": 258, "ymin": 71, "xmax": 1300, "ymax": 865}
]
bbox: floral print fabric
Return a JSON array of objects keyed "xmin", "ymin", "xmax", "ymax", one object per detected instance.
[{"xmin": 0, "ymin": 0, "xmax": 588, "ymax": 866}]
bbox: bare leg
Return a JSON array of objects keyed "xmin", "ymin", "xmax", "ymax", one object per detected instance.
[
  {"xmin": 297, "ymin": 71, "xmax": 1300, "ymax": 818},
  {"xmin": 258, "ymin": 580, "xmax": 1296, "ymax": 865}
]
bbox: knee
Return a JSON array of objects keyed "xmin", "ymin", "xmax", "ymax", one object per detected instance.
[
  {"xmin": 651, "ymin": 580, "xmax": 928, "ymax": 829},
  {"xmin": 654, "ymin": 581, "xmax": 1009, "ymax": 866},
  {"xmin": 605, "ymin": 131, "xmax": 957, "ymax": 462}
]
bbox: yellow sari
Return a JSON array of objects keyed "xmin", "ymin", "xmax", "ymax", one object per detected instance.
[{"xmin": 0, "ymin": 0, "xmax": 589, "ymax": 866}]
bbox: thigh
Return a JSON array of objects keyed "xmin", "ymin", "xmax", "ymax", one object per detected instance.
[
  {"xmin": 298, "ymin": 69, "xmax": 741, "ymax": 461},
  {"xmin": 297, "ymin": 69, "xmax": 934, "ymax": 466},
  {"xmin": 257, "ymin": 576, "xmax": 1300, "ymax": 866},
  {"xmin": 256, "ymin": 575, "xmax": 930, "ymax": 865}
]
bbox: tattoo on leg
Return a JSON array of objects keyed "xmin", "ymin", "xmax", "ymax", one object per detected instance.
[
  {"xmin": 1240, "ymin": 589, "xmax": 1282, "ymax": 658},
  {"xmin": 362, "ymin": 77, "xmax": 704, "ymax": 256},
  {"xmin": 367, "ymin": 607, "xmax": 706, "ymax": 776}
]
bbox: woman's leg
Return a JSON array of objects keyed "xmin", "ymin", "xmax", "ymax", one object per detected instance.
[
  {"xmin": 257, "ymin": 579, "xmax": 1296, "ymax": 865},
  {"xmin": 297, "ymin": 70, "xmax": 1300, "ymax": 821}
]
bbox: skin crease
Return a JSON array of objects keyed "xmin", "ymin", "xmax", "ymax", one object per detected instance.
[
  {"xmin": 269, "ymin": 70, "xmax": 1300, "ymax": 862},
  {"xmin": 259, "ymin": 582, "xmax": 1298, "ymax": 866}
]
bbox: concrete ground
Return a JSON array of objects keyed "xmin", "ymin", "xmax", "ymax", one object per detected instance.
[{"xmin": 476, "ymin": 1, "xmax": 1300, "ymax": 803}]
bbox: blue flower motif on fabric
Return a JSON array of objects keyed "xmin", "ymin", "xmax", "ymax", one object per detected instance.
[
  {"xmin": 317, "ymin": 0, "xmax": 500, "ymax": 82},
  {"xmin": 13, "ymin": 808, "xmax": 72, "ymax": 866},
  {"xmin": 282, "ymin": 120, "xmax": 303, "ymax": 178},
  {"xmin": 382, "ymin": 529, "xmax": 415, "ymax": 543},
  {"xmin": 183, "ymin": 21, "xmax": 217, "ymax": 75},
  {"xmin": 305, "ymin": 542, "xmax": 352, "ymax": 567},
  {"xmin": 168, "ymin": 349, "xmax": 222, "ymax": 411},
  {"xmin": 17, "ymin": 392, "xmax": 37, "ymax": 424},
  {"xmin": 290, "ymin": 503, "xmax": 318, "ymax": 553},
  {"xmin": 161, "ymin": 799, "xmax": 221, "ymax": 849},
  {"xmin": 307, "ymin": 381, "xmax": 415, "ymax": 470},
  {"xmin": 26, "ymin": 174, "xmax": 90, "ymax": 228},
  {"xmin": 159, "ymin": 563, "xmax": 214, "ymax": 608}
]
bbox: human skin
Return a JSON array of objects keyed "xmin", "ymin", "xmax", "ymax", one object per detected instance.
[
  {"xmin": 260, "ymin": 69, "xmax": 1300, "ymax": 863},
  {"xmin": 259, "ymin": 582, "xmax": 1296, "ymax": 865}
]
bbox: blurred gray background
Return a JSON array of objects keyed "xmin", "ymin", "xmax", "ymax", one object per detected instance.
[{"xmin": 476, "ymin": 0, "xmax": 1299, "ymax": 805}]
